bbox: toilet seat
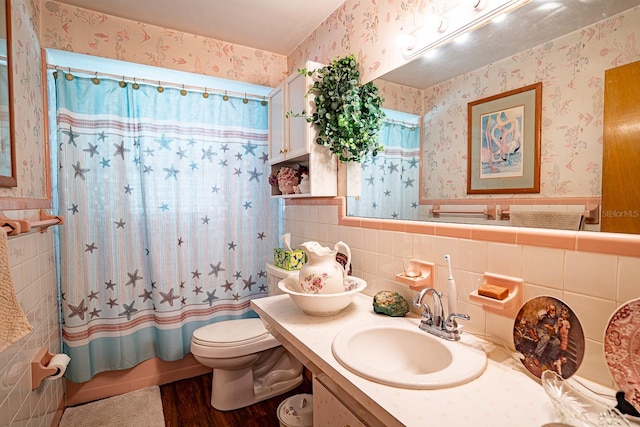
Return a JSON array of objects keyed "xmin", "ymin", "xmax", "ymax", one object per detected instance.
[
  {"xmin": 191, "ymin": 318, "xmax": 279, "ymax": 358},
  {"xmin": 193, "ymin": 318, "xmax": 270, "ymax": 346}
]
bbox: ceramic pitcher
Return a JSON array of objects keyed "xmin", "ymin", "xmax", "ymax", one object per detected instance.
[{"xmin": 298, "ymin": 241, "xmax": 352, "ymax": 294}]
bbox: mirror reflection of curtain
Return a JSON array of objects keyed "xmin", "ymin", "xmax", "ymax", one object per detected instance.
[
  {"xmin": 347, "ymin": 110, "xmax": 420, "ymax": 220},
  {"xmin": 0, "ymin": 61, "xmax": 9, "ymax": 177},
  {"xmin": 51, "ymin": 72, "xmax": 278, "ymax": 383}
]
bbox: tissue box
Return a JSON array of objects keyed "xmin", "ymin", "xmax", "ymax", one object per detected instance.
[{"xmin": 274, "ymin": 248, "xmax": 306, "ymax": 271}]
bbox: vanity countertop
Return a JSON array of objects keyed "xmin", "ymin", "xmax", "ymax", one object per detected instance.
[{"xmin": 251, "ymin": 293, "xmax": 559, "ymax": 427}]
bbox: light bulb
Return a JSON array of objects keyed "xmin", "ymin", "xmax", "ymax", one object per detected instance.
[
  {"xmin": 466, "ymin": 0, "xmax": 487, "ymax": 10},
  {"xmin": 422, "ymin": 48, "xmax": 439, "ymax": 60},
  {"xmin": 438, "ymin": 17, "xmax": 449, "ymax": 32},
  {"xmin": 395, "ymin": 33, "xmax": 417, "ymax": 50},
  {"xmin": 492, "ymin": 13, "xmax": 507, "ymax": 23},
  {"xmin": 455, "ymin": 32, "xmax": 470, "ymax": 44},
  {"xmin": 423, "ymin": 14, "xmax": 447, "ymax": 32}
]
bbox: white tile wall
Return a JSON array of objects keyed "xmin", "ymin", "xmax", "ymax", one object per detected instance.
[
  {"xmin": 284, "ymin": 204, "xmax": 640, "ymax": 388},
  {"xmin": 0, "ymin": 228, "xmax": 62, "ymax": 427}
]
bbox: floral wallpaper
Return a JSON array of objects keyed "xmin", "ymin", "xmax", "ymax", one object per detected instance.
[
  {"xmin": 420, "ymin": 7, "xmax": 640, "ymax": 200},
  {"xmin": 291, "ymin": 1, "xmax": 640, "ymax": 201},
  {"xmin": 40, "ymin": 1, "xmax": 287, "ymax": 87},
  {"xmin": 0, "ymin": 0, "xmax": 45, "ymax": 198},
  {"xmin": 288, "ymin": 0, "xmax": 414, "ymax": 82},
  {"xmin": 6, "ymin": 0, "xmax": 291, "ymax": 200},
  {"xmin": 375, "ymin": 78, "xmax": 423, "ymax": 116},
  {"xmin": 8, "ymin": 0, "xmax": 640, "ymax": 204}
]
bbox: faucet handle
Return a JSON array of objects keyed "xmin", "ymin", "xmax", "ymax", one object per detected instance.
[
  {"xmin": 419, "ymin": 303, "xmax": 432, "ymax": 324},
  {"xmin": 444, "ymin": 313, "xmax": 470, "ymax": 332}
]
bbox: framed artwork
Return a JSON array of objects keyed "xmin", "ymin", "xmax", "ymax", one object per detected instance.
[{"xmin": 467, "ymin": 82, "xmax": 541, "ymax": 194}]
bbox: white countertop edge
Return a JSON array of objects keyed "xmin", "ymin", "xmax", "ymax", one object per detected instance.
[{"xmin": 251, "ymin": 293, "xmax": 564, "ymax": 427}]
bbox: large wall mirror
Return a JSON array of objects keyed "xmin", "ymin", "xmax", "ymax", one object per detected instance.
[
  {"xmin": 349, "ymin": 0, "xmax": 639, "ymax": 233},
  {"xmin": 0, "ymin": 0, "xmax": 15, "ymax": 187}
]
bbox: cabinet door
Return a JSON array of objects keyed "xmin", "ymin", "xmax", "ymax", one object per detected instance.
[
  {"xmin": 286, "ymin": 71, "xmax": 312, "ymax": 159},
  {"xmin": 269, "ymin": 83, "xmax": 286, "ymax": 164},
  {"xmin": 313, "ymin": 379, "xmax": 366, "ymax": 427}
]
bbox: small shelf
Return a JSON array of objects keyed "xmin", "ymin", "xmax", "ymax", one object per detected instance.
[
  {"xmin": 469, "ymin": 272, "xmax": 523, "ymax": 318},
  {"xmin": 271, "ymin": 192, "xmax": 312, "ymax": 199},
  {"xmin": 395, "ymin": 260, "xmax": 434, "ymax": 290}
]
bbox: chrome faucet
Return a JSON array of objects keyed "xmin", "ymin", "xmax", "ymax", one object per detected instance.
[{"xmin": 412, "ymin": 287, "xmax": 469, "ymax": 341}]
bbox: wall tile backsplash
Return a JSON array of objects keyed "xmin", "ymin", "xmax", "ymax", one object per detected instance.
[
  {"xmin": 0, "ymin": 229, "xmax": 62, "ymax": 427},
  {"xmin": 284, "ymin": 203, "xmax": 640, "ymax": 389}
]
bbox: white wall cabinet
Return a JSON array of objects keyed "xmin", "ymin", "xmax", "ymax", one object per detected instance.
[
  {"xmin": 268, "ymin": 83, "xmax": 286, "ymax": 164},
  {"xmin": 268, "ymin": 61, "xmax": 338, "ymax": 198}
]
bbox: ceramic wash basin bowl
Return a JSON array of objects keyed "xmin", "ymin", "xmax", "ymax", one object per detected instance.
[
  {"xmin": 278, "ymin": 276, "xmax": 367, "ymax": 316},
  {"xmin": 332, "ymin": 321, "xmax": 487, "ymax": 389}
]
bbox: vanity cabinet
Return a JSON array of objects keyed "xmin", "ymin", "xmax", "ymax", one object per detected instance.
[
  {"xmin": 313, "ymin": 376, "xmax": 366, "ymax": 427},
  {"xmin": 268, "ymin": 61, "xmax": 338, "ymax": 198}
]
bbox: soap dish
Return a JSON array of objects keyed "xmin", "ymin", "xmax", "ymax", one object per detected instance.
[
  {"xmin": 468, "ymin": 272, "xmax": 523, "ymax": 318},
  {"xmin": 395, "ymin": 260, "xmax": 434, "ymax": 290}
]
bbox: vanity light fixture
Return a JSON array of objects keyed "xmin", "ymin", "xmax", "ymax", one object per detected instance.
[{"xmin": 399, "ymin": 0, "xmax": 531, "ymax": 60}]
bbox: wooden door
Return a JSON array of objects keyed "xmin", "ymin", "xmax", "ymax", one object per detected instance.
[{"xmin": 602, "ymin": 60, "xmax": 640, "ymax": 234}]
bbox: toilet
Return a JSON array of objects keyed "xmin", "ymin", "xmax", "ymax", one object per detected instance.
[{"xmin": 190, "ymin": 263, "xmax": 303, "ymax": 411}]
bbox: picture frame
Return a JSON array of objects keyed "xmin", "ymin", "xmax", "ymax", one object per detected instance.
[{"xmin": 467, "ymin": 82, "xmax": 542, "ymax": 194}]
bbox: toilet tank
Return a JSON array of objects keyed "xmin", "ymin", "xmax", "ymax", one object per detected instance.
[{"xmin": 266, "ymin": 263, "xmax": 299, "ymax": 296}]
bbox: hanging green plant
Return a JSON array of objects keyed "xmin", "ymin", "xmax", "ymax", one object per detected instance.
[{"xmin": 290, "ymin": 54, "xmax": 385, "ymax": 163}]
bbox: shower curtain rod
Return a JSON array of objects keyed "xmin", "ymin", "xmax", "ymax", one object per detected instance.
[
  {"xmin": 46, "ymin": 63, "xmax": 270, "ymax": 101},
  {"xmin": 383, "ymin": 116, "xmax": 419, "ymax": 129}
]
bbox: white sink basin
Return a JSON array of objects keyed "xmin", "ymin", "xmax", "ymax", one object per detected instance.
[{"xmin": 332, "ymin": 321, "xmax": 487, "ymax": 389}]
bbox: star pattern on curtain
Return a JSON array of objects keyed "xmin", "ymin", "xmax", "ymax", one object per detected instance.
[{"xmin": 54, "ymin": 73, "xmax": 279, "ymax": 382}]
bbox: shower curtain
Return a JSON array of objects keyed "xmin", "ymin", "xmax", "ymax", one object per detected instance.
[
  {"xmin": 51, "ymin": 71, "xmax": 279, "ymax": 383},
  {"xmin": 347, "ymin": 110, "xmax": 421, "ymax": 220}
]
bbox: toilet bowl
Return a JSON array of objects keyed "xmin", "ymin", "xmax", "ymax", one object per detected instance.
[{"xmin": 190, "ymin": 263, "xmax": 302, "ymax": 411}]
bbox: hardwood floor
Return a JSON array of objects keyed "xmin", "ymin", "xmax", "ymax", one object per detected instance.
[{"xmin": 160, "ymin": 371, "xmax": 312, "ymax": 427}]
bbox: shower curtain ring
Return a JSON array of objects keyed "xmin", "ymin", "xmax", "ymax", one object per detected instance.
[
  {"xmin": 243, "ymin": 93, "xmax": 248, "ymax": 104},
  {"xmin": 65, "ymin": 67, "xmax": 74, "ymax": 81},
  {"xmin": 223, "ymin": 91, "xmax": 229, "ymax": 101},
  {"xmin": 180, "ymin": 84, "xmax": 187, "ymax": 96},
  {"xmin": 119, "ymin": 76, "xmax": 127, "ymax": 88},
  {"xmin": 92, "ymin": 72, "xmax": 100, "ymax": 85},
  {"xmin": 157, "ymin": 81, "xmax": 164, "ymax": 93},
  {"xmin": 132, "ymin": 77, "xmax": 140, "ymax": 90},
  {"xmin": 203, "ymin": 87, "xmax": 209, "ymax": 99}
]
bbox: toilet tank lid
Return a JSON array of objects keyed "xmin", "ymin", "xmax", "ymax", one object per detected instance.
[
  {"xmin": 192, "ymin": 318, "xmax": 270, "ymax": 346},
  {"xmin": 266, "ymin": 262, "xmax": 300, "ymax": 279}
]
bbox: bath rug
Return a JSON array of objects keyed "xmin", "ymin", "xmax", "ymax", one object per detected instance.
[
  {"xmin": 0, "ymin": 227, "xmax": 33, "ymax": 352},
  {"xmin": 59, "ymin": 386, "xmax": 165, "ymax": 427}
]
